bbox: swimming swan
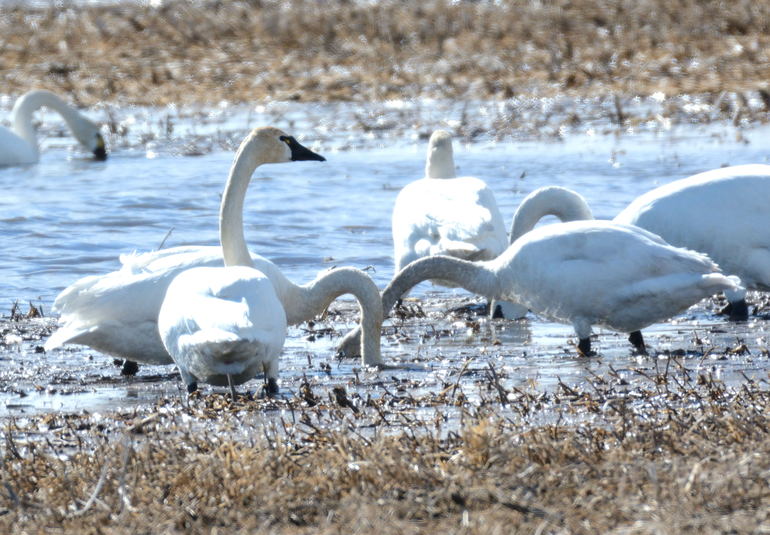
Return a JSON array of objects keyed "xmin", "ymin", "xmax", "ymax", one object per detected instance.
[
  {"xmin": 0, "ymin": 89, "xmax": 106, "ymax": 165},
  {"xmin": 45, "ymin": 127, "xmax": 385, "ymax": 376},
  {"xmin": 338, "ymin": 220, "xmax": 742, "ymax": 355},
  {"xmin": 391, "ymin": 129, "xmax": 524, "ymax": 318},
  {"xmin": 510, "ymin": 165, "xmax": 770, "ymax": 320}
]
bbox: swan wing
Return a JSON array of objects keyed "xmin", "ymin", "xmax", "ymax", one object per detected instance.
[{"xmin": 501, "ymin": 220, "xmax": 742, "ymax": 331}]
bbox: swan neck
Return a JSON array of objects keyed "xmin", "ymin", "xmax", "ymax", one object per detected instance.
[
  {"xmin": 509, "ymin": 187, "xmax": 593, "ymax": 243},
  {"xmin": 220, "ymin": 140, "xmax": 265, "ymax": 267},
  {"xmin": 383, "ymin": 256, "xmax": 501, "ymax": 312},
  {"xmin": 298, "ymin": 268, "xmax": 383, "ymax": 365},
  {"xmin": 11, "ymin": 91, "xmax": 79, "ymax": 155},
  {"xmin": 425, "ymin": 148, "xmax": 456, "ymax": 178}
]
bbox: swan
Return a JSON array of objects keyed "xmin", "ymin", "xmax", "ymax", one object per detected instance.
[
  {"xmin": 0, "ymin": 89, "xmax": 106, "ymax": 165},
  {"xmin": 158, "ymin": 265, "xmax": 287, "ymax": 397},
  {"xmin": 338, "ymin": 220, "xmax": 742, "ymax": 356},
  {"xmin": 45, "ymin": 127, "xmax": 385, "ymax": 378},
  {"xmin": 391, "ymin": 129, "xmax": 525, "ymax": 319},
  {"xmin": 509, "ymin": 165, "xmax": 770, "ymax": 320}
]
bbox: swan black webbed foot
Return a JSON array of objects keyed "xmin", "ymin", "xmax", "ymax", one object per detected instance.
[
  {"xmin": 121, "ymin": 360, "xmax": 139, "ymax": 376},
  {"xmin": 720, "ymin": 299, "xmax": 749, "ymax": 322},
  {"xmin": 491, "ymin": 301, "xmax": 504, "ymax": 319},
  {"xmin": 577, "ymin": 337, "xmax": 594, "ymax": 356},
  {"xmin": 260, "ymin": 377, "xmax": 279, "ymax": 398},
  {"xmin": 628, "ymin": 330, "xmax": 647, "ymax": 355},
  {"xmin": 186, "ymin": 381, "xmax": 198, "ymax": 394}
]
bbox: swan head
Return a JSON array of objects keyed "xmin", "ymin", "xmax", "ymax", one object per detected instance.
[
  {"xmin": 71, "ymin": 115, "xmax": 107, "ymax": 160},
  {"xmin": 245, "ymin": 126, "xmax": 325, "ymax": 164},
  {"xmin": 425, "ymin": 129, "xmax": 456, "ymax": 178}
]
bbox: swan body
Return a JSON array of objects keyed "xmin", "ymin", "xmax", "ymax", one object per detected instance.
[
  {"xmin": 614, "ymin": 164, "xmax": 770, "ymax": 317},
  {"xmin": 391, "ymin": 130, "xmax": 524, "ymax": 318},
  {"xmin": 158, "ymin": 266, "xmax": 286, "ymax": 392},
  {"xmin": 511, "ymin": 166, "xmax": 770, "ymax": 319},
  {"xmin": 0, "ymin": 89, "xmax": 106, "ymax": 165},
  {"xmin": 339, "ymin": 220, "xmax": 742, "ymax": 355},
  {"xmin": 392, "ymin": 130, "xmax": 508, "ymax": 271}
]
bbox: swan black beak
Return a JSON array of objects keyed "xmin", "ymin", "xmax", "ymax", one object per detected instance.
[
  {"xmin": 282, "ymin": 136, "xmax": 325, "ymax": 162},
  {"xmin": 93, "ymin": 134, "xmax": 108, "ymax": 161}
]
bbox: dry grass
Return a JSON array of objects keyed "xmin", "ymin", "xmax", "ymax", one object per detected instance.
[
  {"xmin": 1, "ymin": 0, "xmax": 769, "ymax": 108},
  {"xmin": 1, "ymin": 364, "xmax": 769, "ymax": 534}
]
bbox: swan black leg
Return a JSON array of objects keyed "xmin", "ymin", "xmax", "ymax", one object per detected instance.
[
  {"xmin": 577, "ymin": 337, "xmax": 592, "ymax": 356},
  {"xmin": 186, "ymin": 381, "xmax": 198, "ymax": 394},
  {"xmin": 227, "ymin": 374, "xmax": 237, "ymax": 400},
  {"xmin": 628, "ymin": 330, "xmax": 647, "ymax": 354},
  {"xmin": 490, "ymin": 301, "xmax": 504, "ymax": 319},
  {"xmin": 264, "ymin": 377, "xmax": 279, "ymax": 397},
  {"xmin": 121, "ymin": 360, "xmax": 139, "ymax": 376}
]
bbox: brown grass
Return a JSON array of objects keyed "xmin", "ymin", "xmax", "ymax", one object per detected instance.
[
  {"xmin": 2, "ymin": 365, "xmax": 769, "ymax": 534},
  {"xmin": 1, "ymin": 0, "xmax": 769, "ymax": 107}
]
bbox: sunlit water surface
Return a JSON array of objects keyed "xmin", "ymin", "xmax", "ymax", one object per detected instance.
[{"xmin": 1, "ymin": 101, "xmax": 769, "ymax": 416}]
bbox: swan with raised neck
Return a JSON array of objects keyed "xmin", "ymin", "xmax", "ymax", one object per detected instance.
[
  {"xmin": 1, "ymin": 89, "xmax": 106, "ymax": 165},
  {"xmin": 509, "ymin": 186, "xmax": 594, "ymax": 243},
  {"xmin": 425, "ymin": 129, "xmax": 457, "ymax": 178}
]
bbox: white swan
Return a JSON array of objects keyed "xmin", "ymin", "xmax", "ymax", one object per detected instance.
[
  {"xmin": 158, "ymin": 265, "xmax": 287, "ymax": 396},
  {"xmin": 45, "ymin": 127, "xmax": 385, "ymax": 378},
  {"xmin": 510, "ymin": 165, "xmax": 770, "ymax": 320},
  {"xmin": 339, "ymin": 220, "xmax": 742, "ymax": 355},
  {"xmin": 391, "ymin": 129, "xmax": 524, "ymax": 318},
  {"xmin": 0, "ymin": 89, "xmax": 106, "ymax": 165}
]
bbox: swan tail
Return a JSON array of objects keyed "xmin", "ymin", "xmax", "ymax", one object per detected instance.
[{"xmin": 43, "ymin": 323, "xmax": 96, "ymax": 351}]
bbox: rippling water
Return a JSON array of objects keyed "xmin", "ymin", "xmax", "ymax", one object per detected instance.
[
  {"xmin": 2, "ymin": 102, "xmax": 768, "ymax": 309},
  {"xmin": 2, "ymin": 101, "xmax": 769, "ymax": 415}
]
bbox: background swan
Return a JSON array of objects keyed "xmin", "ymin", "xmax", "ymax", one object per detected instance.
[
  {"xmin": 391, "ymin": 129, "xmax": 524, "ymax": 318},
  {"xmin": 45, "ymin": 127, "xmax": 385, "ymax": 376},
  {"xmin": 0, "ymin": 89, "xmax": 106, "ymax": 165},
  {"xmin": 339, "ymin": 220, "xmax": 742, "ymax": 356},
  {"xmin": 511, "ymin": 166, "xmax": 770, "ymax": 320}
]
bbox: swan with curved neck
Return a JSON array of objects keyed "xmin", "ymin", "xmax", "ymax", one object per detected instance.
[
  {"xmin": 508, "ymin": 168, "xmax": 770, "ymax": 320},
  {"xmin": 391, "ymin": 129, "xmax": 522, "ymax": 318},
  {"xmin": 0, "ymin": 89, "xmax": 106, "ymax": 165},
  {"xmin": 46, "ymin": 127, "xmax": 384, "ymax": 380},
  {"xmin": 339, "ymin": 219, "xmax": 742, "ymax": 356}
]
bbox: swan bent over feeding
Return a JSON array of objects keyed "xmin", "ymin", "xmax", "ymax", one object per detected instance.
[
  {"xmin": 391, "ymin": 129, "xmax": 524, "ymax": 318},
  {"xmin": 0, "ymin": 90, "xmax": 106, "ymax": 165},
  {"xmin": 509, "ymin": 166, "xmax": 770, "ymax": 320},
  {"xmin": 158, "ymin": 266, "xmax": 287, "ymax": 396},
  {"xmin": 46, "ymin": 127, "xmax": 385, "ymax": 380},
  {"xmin": 339, "ymin": 220, "xmax": 742, "ymax": 356}
]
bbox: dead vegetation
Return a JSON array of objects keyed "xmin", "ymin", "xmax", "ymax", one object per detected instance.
[
  {"xmin": 1, "ymin": 0, "xmax": 769, "ymax": 111},
  {"xmin": 1, "ymin": 353, "xmax": 769, "ymax": 533}
]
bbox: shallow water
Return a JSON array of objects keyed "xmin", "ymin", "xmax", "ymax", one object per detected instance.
[{"xmin": 1, "ymin": 100, "xmax": 769, "ymax": 416}]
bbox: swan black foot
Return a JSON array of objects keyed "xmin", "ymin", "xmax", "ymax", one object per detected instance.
[
  {"xmin": 121, "ymin": 360, "xmax": 139, "ymax": 376},
  {"xmin": 577, "ymin": 337, "xmax": 593, "ymax": 356},
  {"xmin": 262, "ymin": 378, "xmax": 279, "ymax": 398},
  {"xmin": 186, "ymin": 381, "xmax": 198, "ymax": 394},
  {"xmin": 720, "ymin": 299, "xmax": 749, "ymax": 322},
  {"xmin": 491, "ymin": 301, "xmax": 504, "ymax": 319},
  {"xmin": 628, "ymin": 330, "xmax": 647, "ymax": 354}
]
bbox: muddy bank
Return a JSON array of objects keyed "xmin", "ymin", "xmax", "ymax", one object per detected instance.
[{"xmin": 2, "ymin": 1, "xmax": 769, "ymax": 124}]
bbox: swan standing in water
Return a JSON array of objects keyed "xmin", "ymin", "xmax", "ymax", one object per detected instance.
[
  {"xmin": 46, "ymin": 127, "xmax": 385, "ymax": 381},
  {"xmin": 509, "ymin": 165, "xmax": 770, "ymax": 320},
  {"xmin": 339, "ymin": 220, "xmax": 742, "ymax": 356},
  {"xmin": 391, "ymin": 129, "xmax": 524, "ymax": 318},
  {"xmin": 0, "ymin": 89, "xmax": 106, "ymax": 165}
]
